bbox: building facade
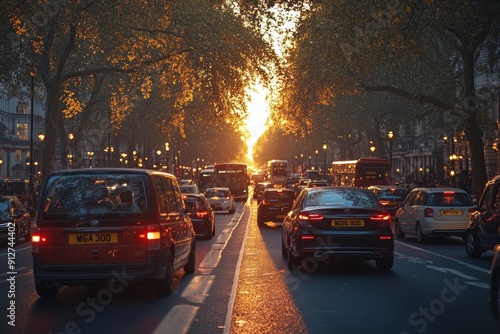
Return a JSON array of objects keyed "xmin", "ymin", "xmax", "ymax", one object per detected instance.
[{"xmin": 0, "ymin": 88, "xmax": 45, "ymax": 180}]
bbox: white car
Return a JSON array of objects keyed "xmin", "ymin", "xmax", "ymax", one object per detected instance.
[
  {"xmin": 204, "ymin": 187, "xmax": 236, "ymax": 214},
  {"xmin": 394, "ymin": 187, "xmax": 475, "ymax": 243}
]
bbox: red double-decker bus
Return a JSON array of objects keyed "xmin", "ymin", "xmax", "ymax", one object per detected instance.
[{"xmin": 331, "ymin": 158, "xmax": 391, "ymax": 187}]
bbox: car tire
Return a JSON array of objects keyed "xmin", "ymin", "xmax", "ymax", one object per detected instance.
[
  {"xmin": 287, "ymin": 246, "xmax": 297, "ymax": 270},
  {"xmin": 281, "ymin": 236, "xmax": 287, "ymax": 258},
  {"xmin": 465, "ymin": 231, "xmax": 483, "ymax": 258},
  {"xmin": 416, "ymin": 222, "xmax": 426, "ymax": 244},
  {"xmin": 257, "ymin": 216, "xmax": 265, "ymax": 227},
  {"xmin": 35, "ymin": 280, "xmax": 59, "ymax": 299},
  {"xmin": 156, "ymin": 253, "xmax": 174, "ymax": 296},
  {"xmin": 376, "ymin": 254, "xmax": 394, "ymax": 272},
  {"xmin": 184, "ymin": 242, "xmax": 196, "ymax": 274},
  {"xmin": 394, "ymin": 219, "xmax": 405, "ymax": 239}
]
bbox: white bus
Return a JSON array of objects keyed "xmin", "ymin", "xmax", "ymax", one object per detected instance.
[{"xmin": 267, "ymin": 160, "xmax": 288, "ymax": 185}]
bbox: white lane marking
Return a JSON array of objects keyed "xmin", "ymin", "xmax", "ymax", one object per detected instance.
[
  {"xmin": 426, "ymin": 265, "xmax": 478, "ymax": 280},
  {"xmin": 223, "ymin": 203, "xmax": 251, "ymax": 334},
  {"xmin": 395, "ymin": 240, "xmax": 490, "ymax": 274},
  {"xmin": 199, "ymin": 249, "xmax": 223, "ymax": 269},
  {"xmin": 152, "ymin": 200, "xmax": 250, "ymax": 334},
  {"xmin": 151, "ymin": 304, "xmax": 198, "ymax": 334},
  {"xmin": 181, "ymin": 275, "xmax": 216, "ymax": 304}
]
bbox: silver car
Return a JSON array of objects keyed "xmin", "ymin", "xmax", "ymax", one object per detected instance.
[
  {"xmin": 204, "ymin": 187, "xmax": 236, "ymax": 214},
  {"xmin": 394, "ymin": 187, "xmax": 474, "ymax": 243}
]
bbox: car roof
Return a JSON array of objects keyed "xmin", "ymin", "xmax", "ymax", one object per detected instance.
[
  {"xmin": 263, "ymin": 188, "xmax": 294, "ymax": 193},
  {"xmin": 205, "ymin": 187, "xmax": 230, "ymax": 191}
]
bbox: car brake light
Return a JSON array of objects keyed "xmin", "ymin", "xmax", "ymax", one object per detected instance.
[
  {"xmin": 261, "ymin": 199, "xmax": 271, "ymax": 206},
  {"xmin": 379, "ymin": 235, "xmax": 392, "ymax": 240},
  {"xmin": 196, "ymin": 210, "xmax": 209, "ymax": 218},
  {"xmin": 443, "ymin": 191, "xmax": 455, "ymax": 195},
  {"xmin": 370, "ymin": 213, "xmax": 391, "ymax": 221},
  {"xmin": 139, "ymin": 225, "xmax": 161, "ymax": 250},
  {"xmin": 425, "ymin": 208, "xmax": 433, "ymax": 217},
  {"xmin": 298, "ymin": 212, "xmax": 323, "ymax": 226},
  {"xmin": 379, "ymin": 200, "xmax": 390, "ymax": 206}
]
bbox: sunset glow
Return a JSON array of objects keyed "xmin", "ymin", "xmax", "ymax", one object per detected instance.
[{"xmin": 243, "ymin": 81, "xmax": 270, "ymax": 162}]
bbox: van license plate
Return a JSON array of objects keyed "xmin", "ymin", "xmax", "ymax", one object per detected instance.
[{"xmin": 69, "ymin": 233, "xmax": 118, "ymax": 244}]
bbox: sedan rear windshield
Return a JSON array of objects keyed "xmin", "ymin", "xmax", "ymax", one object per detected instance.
[
  {"xmin": 265, "ymin": 191, "xmax": 295, "ymax": 201},
  {"xmin": 306, "ymin": 189, "xmax": 379, "ymax": 208},
  {"xmin": 42, "ymin": 174, "xmax": 147, "ymax": 218}
]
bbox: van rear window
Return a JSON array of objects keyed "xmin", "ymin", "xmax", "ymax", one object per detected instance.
[{"xmin": 42, "ymin": 174, "xmax": 147, "ymax": 216}]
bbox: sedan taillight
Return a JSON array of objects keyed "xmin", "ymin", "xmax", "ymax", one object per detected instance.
[
  {"xmin": 297, "ymin": 212, "xmax": 323, "ymax": 226},
  {"xmin": 196, "ymin": 210, "xmax": 209, "ymax": 218},
  {"xmin": 261, "ymin": 199, "xmax": 271, "ymax": 206}
]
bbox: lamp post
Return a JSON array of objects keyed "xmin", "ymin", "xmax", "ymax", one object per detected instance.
[
  {"xmin": 156, "ymin": 149, "xmax": 162, "ymax": 170},
  {"xmin": 369, "ymin": 141, "xmax": 376, "ymax": 158},
  {"xmin": 165, "ymin": 142, "xmax": 170, "ymax": 172},
  {"xmin": 68, "ymin": 133, "xmax": 74, "ymax": 168},
  {"xmin": 87, "ymin": 151, "xmax": 94, "ymax": 168},
  {"xmin": 322, "ymin": 141, "xmax": 327, "ymax": 178},
  {"xmin": 387, "ymin": 131, "xmax": 394, "ymax": 182},
  {"xmin": 315, "ymin": 150, "xmax": 319, "ymax": 170},
  {"xmin": 120, "ymin": 153, "xmax": 128, "ymax": 168}
]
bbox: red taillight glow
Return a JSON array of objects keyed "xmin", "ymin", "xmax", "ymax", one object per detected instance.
[
  {"xmin": 379, "ymin": 235, "xmax": 392, "ymax": 240},
  {"xmin": 443, "ymin": 191, "xmax": 455, "ymax": 195},
  {"xmin": 298, "ymin": 212, "xmax": 324, "ymax": 221},
  {"xmin": 32, "ymin": 235, "xmax": 41, "ymax": 243},
  {"xmin": 424, "ymin": 208, "xmax": 434, "ymax": 217},
  {"xmin": 379, "ymin": 200, "xmax": 390, "ymax": 206},
  {"xmin": 140, "ymin": 225, "xmax": 161, "ymax": 250},
  {"xmin": 300, "ymin": 235, "xmax": 315, "ymax": 240},
  {"xmin": 370, "ymin": 213, "xmax": 391, "ymax": 221},
  {"xmin": 261, "ymin": 199, "xmax": 271, "ymax": 206},
  {"xmin": 147, "ymin": 231, "xmax": 161, "ymax": 240},
  {"xmin": 196, "ymin": 210, "xmax": 209, "ymax": 218}
]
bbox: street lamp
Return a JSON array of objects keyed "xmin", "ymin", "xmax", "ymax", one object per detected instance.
[
  {"xmin": 120, "ymin": 153, "xmax": 128, "ymax": 168},
  {"xmin": 322, "ymin": 141, "xmax": 327, "ymax": 178},
  {"xmin": 86, "ymin": 151, "xmax": 94, "ymax": 168},
  {"xmin": 369, "ymin": 141, "xmax": 376, "ymax": 158},
  {"xmin": 387, "ymin": 131, "xmax": 394, "ymax": 182},
  {"xmin": 68, "ymin": 133, "xmax": 74, "ymax": 168},
  {"xmin": 315, "ymin": 150, "xmax": 319, "ymax": 170}
]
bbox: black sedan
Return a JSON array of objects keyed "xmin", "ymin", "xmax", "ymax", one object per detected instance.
[
  {"xmin": 257, "ymin": 188, "xmax": 296, "ymax": 227},
  {"xmin": 0, "ymin": 195, "xmax": 32, "ymax": 245},
  {"xmin": 281, "ymin": 187, "xmax": 394, "ymax": 272},
  {"xmin": 184, "ymin": 193, "xmax": 215, "ymax": 239}
]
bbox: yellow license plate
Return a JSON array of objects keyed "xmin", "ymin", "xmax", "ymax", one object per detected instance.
[
  {"xmin": 332, "ymin": 220, "xmax": 364, "ymax": 227},
  {"xmin": 441, "ymin": 210, "xmax": 462, "ymax": 216},
  {"xmin": 69, "ymin": 233, "xmax": 118, "ymax": 245}
]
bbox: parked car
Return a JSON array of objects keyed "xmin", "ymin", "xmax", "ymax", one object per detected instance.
[
  {"xmin": 394, "ymin": 187, "xmax": 474, "ymax": 244},
  {"xmin": 183, "ymin": 193, "xmax": 215, "ymax": 239},
  {"xmin": 0, "ymin": 195, "xmax": 32, "ymax": 245},
  {"xmin": 489, "ymin": 245, "xmax": 500, "ymax": 329},
  {"xmin": 282, "ymin": 186, "xmax": 394, "ymax": 272},
  {"xmin": 204, "ymin": 187, "xmax": 236, "ymax": 213},
  {"xmin": 31, "ymin": 168, "xmax": 196, "ymax": 298},
  {"xmin": 257, "ymin": 188, "xmax": 296, "ymax": 227},
  {"xmin": 180, "ymin": 184, "xmax": 200, "ymax": 194},
  {"xmin": 368, "ymin": 185, "xmax": 407, "ymax": 217},
  {"xmin": 466, "ymin": 175, "xmax": 500, "ymax": 257}
]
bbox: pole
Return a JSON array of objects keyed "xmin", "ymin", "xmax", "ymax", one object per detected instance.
[{"xmin": 29, "ymin": 74, "xmax": 34, "ymax": 196}]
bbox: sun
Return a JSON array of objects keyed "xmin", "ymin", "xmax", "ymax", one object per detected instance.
[{"xmin": 243, "ymin": 81, "xmax": 270, "ymax": 163}]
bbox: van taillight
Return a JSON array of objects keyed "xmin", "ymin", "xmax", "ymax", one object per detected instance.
[
  {"xmin": 31, "ymin": 228, "xmax": 44, "ymax": 253},
  {"xmin": 425, "ymin": 208, "xmax": 434, "ymax": 217},
  {"xmin": 141, "ymin": 225, "xmax": 161, "ymax": 250},
  {"xmin": 196, "ymin": 210, "xmax": 209, "ymax": 218}
]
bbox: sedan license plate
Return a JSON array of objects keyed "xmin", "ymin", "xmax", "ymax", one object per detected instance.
[
  {"xmin": 441, "ymin": 210, "xmax": 462, "ymax": 216},
  {"xmin": 69, "ymin": 233, "xmax": 118, "ymax": 245},
  {"xmin": 332, "ymin": 219, "xmax": 364, "ymax": 227}
]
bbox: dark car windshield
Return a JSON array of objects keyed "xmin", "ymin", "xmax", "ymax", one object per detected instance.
[
  {"xmin": 306, "ymin": 189, "xmax": 379, "ymax": 208},
  {"xmin": 42, "ymin": 173, "xmax": 147, "ymax": 218},
  {"xmin": 0, "ymin": 200, "xmax": 9, "ymax": 213}
]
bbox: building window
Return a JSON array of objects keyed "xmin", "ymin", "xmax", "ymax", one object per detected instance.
[
  {"xmin": 17, "ymin": 101, "xmax": 29, "ymax": 114},
  {"xmin": 15, "ymin": 150, "xmax": 21, "ymax": 162},
  {"xmin": 16, "ymin": 123, "xmax": 28, "ymax": 140}
]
